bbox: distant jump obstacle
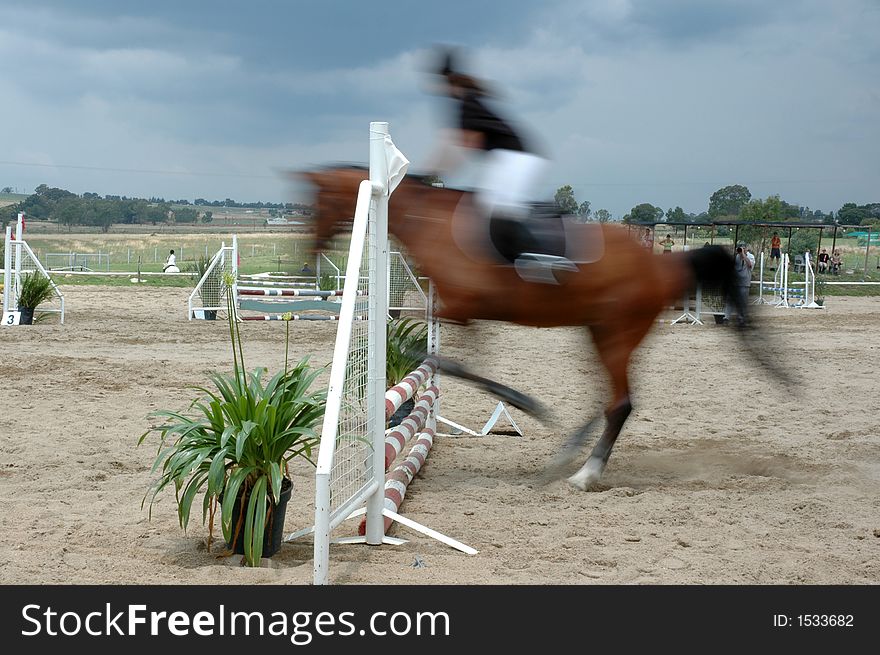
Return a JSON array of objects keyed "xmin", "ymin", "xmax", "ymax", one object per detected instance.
[
  {"xmin": 189, "ymin": 232, "xmax": 426, "ymax": 321},
  {"xmin": 755, "ymin": 252, "xmax": 822, "ymax": 309},
  {"xmin": 666, "ymin": 247, "xmax": 825, "ymax": 325},
  {"xmin": 2, "ymin": 212, "xmax": 65, "ymax": 325}
]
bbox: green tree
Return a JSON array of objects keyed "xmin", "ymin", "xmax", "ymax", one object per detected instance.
[
  {"xmin": 837, "ymin": 202, "xmax": 871, "ymax": 225},
  {"xmin": 666, "ymin": 206, "xmax": 687, "ymax": 223},
  {"xmin": 625, "ymin": 203, "xmax": 663, "ymax": 224},
  {"xmin": 1, "ymin": 186, "xmax": 12, "ymax": 194},
  {"xmin": 201, "ymin": 210, "xmax": 213, "ymax": 224},
  {"xmin": 174, "ymin": 207, "xmax": 199, "ymax": 223},
  {"xmin": 739, "ymin": 195, "xmax": 783, "ymax": 223},
  {"xmin": 577, "ymin": 200, "xmax": 591, "ymax": 222},
  {"xmin": 57, "ymin": 200, "xmax": 81, "ymax": 231},
  {"xmin": 595, "ymin": 209, "xmax": 611, "ymax": 223},
  {"xmin": 709, "ymin": 184, "xmax": 751, "ymax": 218},
  {"xmin": 554, "ymin": 185, "xmax": 578, "ymax": 214}
]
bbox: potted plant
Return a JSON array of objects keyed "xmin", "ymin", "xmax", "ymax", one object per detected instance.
[
  {"xmin": 386, "ymin": 317, "xmax": 428, "ymax": 427},
  {"xmin": 16, "ymin": 272, "xmax": 56, "ymax": 325},
  {"xmin": 140, "ymin": 277, "xmax": 327, "ymax": 565}
]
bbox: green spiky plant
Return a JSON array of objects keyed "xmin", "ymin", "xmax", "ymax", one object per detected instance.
[
  {"xmin": 386, "ymin": 317, "xmax": 429, "ymax": 387},
  {"xmin": 16, "ymin": 272, "xmax": 55, "ymax": 310},
  {"xmin": 139, "ymin": 275, "xmax": 326, "ymax": 566}
]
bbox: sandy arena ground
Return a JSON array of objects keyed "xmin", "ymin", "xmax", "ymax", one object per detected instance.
[{"xmin": 1, "ymin": 285, "xmax": 878, "ymax": 584}]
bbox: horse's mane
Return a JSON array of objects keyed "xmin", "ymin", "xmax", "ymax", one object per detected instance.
[{"xmin": 317, "ymin": 162, "xmax": 368, "ymax": 173}]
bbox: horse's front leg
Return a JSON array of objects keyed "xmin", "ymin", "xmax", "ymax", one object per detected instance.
[{"xmin": 568, "ymin": 397, "xmax": 632, "ymax": 490}]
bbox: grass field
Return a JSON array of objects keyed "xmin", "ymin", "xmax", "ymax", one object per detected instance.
[{"xmin": 21, "ymin": 230, "xmax": 352, "ymax": 277}]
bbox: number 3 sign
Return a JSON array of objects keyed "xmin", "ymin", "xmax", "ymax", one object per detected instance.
[{"xmin": 2, "ymin": 311, "xmax": 21, "ymax": 326}]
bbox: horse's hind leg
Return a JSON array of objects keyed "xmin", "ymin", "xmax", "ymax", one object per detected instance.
[{"xmin": 567, "ymin": 320, "xmax": 646, "ymax": 490}]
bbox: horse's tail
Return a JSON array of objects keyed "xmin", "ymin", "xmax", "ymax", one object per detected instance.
[
  {"xmin": 686, "ymin": 245, "xmax": 795, "ymax": 389},
  {"xmin": 686, "ymin": 245, "xmax": 744, "ymax": 320}
]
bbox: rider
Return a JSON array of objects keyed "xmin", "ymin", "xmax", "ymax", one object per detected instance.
[
  {"xmin": 424, "ymin": 47, "xmax": 572, "ymax": 283},
  {"xmin": 163, "ymin": 249, "xmax": 177, "ymax": 272}
]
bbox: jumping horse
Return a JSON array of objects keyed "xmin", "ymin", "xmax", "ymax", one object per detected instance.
[{"xmin": 301, "ymin": 166, "xmax": 789, "ymax": 489}]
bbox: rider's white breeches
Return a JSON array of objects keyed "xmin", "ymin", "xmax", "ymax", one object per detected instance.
[{"xmin": 474, "ymin": 149, "xmax": 547, "ymax": 218}]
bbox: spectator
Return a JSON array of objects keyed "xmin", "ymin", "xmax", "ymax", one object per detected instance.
[
  {"xmin": 769, "ymin": 232, "xmax": 782, "ymax": 270},
  {"xmin": 724, "ymin": 243, "xmax": 754, "ymax": 324},
  {"xmin": 300, "ymin": 262, "xmax": 313, "ymax": 275},
  {"xmin": 640, "ymin": 228, "xmax": 654, "ymax": 250},
  {"xmin": 830, "ymin": 250, "xmax": 842, "ymax": 274},
  {"xmin": 659, "ymin": 234, "xmax": 674, "ymax": 254},
  {"xmin": 817, "ymin": 248, "xmax": 830, "ymax": 273}
]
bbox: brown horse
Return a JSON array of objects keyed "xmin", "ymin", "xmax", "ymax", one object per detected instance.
[{"xmin": 302, "ymin": 166, "xmax": 788, "ymax": 489}]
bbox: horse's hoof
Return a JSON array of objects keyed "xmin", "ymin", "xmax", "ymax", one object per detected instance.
[{"xmin": 567, "ymin": 458, "xmax": 604, "ymax": 491}]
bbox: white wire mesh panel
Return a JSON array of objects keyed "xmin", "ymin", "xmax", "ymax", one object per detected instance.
[
  {"xmin": 699, "ymin": 284, "xmax": 726, "ymax": 318},
  {"xmin": 328, "ymin": 228, "xmax": 374, "ymax": 520},
  {"xmin": 389, "ymin": 247, "xmax": 427, "ymax": 314},
  {"xmin": 188, "ymin": 245, "xmax": 234, "ymax": 319}
]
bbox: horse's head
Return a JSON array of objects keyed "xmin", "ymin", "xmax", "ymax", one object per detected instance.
[{"xmin": 298, "ymin": 167, "xmax": 366, "ymax": 253}]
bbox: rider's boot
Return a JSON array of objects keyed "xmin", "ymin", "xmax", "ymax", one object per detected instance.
[{"xmin": 488, "ymin": 207, "xmax": 576, "ymax": 285}]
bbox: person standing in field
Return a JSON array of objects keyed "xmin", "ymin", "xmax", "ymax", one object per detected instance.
[{"xmin": 770, "ymin": 232, "xmax": 782, "ymax": 270}]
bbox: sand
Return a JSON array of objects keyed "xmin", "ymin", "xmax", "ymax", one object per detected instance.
[{"xmin": 0, "ymin": 285, "xmax": 878, "ymax": 584}]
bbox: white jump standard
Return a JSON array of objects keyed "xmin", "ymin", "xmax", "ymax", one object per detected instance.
[{"xmin": 3, "ymin": 212, "xmax": 65, "ymax": 325}]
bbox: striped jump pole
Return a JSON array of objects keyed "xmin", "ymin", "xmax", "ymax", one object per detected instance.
[
  {"xmin": 240, "ymin": 314, "xmax": 345, "ymax": 321},
  {"xmin": 384, "ymin": 386, "xmax": 439, "ymax": 470},
  {"xmin": 356, "ymin": 357, "xmax": 440, "ymax": 536},
  {"xmin": 384, "ymin": 358, "xmax": 438, "ymax": 420},
  {"xmin": 238, "ymin": 288, "xmax": 351, "ymax": 297},
  {"xmin": 359, "ymin": 429, "xmax": 435, "ymax": 536}
]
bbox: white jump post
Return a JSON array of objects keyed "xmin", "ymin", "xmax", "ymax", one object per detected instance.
[
  {"xmin": 799, "ymin": 252, "xmax": 822, "ymax": 309},
  {"xmin": 766, "ymin": 251, "xmax": 821, "ymax": 309},
  {"xmin": 365, "ymin": 120, "xmax": 390, "ymax": 547}
]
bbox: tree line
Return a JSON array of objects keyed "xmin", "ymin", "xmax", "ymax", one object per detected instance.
[
  {"xmin": 553, "ymin": 183, "xmax": 880, "ymax": 227},
  {"xmin": 0, "ymin": 184, "xmax": 313, "ymax": 232},
  {"xmin": 4, "ymin": 181, "xmax": 878, "ymax": 233}
]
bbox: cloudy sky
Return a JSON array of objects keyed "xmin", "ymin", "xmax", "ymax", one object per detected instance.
[{"xmin": 0, "ymin": 0, "xmax": 877, "ymax": 217}]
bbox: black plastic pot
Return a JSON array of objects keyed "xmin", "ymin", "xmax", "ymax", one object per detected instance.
[
  {"xmin": 227, "ymin": 477, "xmax": 292, "ymax": 558},
  {"xmin": 203, "ymin": 310, "xmax": 217, "ymax": 320},
  {"xmin": 389, "ymin": 398, "xmax": 415, "ymax": 428},
  {"xmin": 17, "ymin": 307, "xmax": 34, "ymax": 325}
]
